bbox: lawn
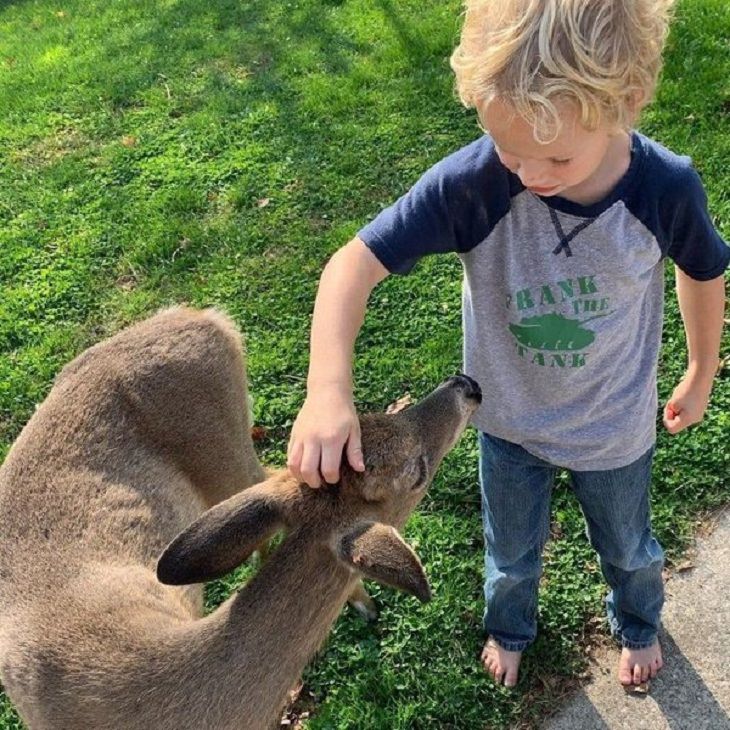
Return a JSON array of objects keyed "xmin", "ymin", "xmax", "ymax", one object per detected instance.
[{"xmin": 0, "ymin": 0, "xmax": 728, "ymax": 727}]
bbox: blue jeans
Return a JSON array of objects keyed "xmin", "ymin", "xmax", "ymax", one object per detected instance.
[{"xmin": 479, "ymin": 432, "xmax": 664, "ymax": 652}]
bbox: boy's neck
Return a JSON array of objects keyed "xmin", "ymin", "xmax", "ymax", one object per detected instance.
[{"xmin": 557, "ymin": 131, "xmax": 632, "ymax": 208}]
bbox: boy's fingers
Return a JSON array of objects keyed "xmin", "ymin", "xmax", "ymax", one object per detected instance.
[
  {"xmin": 320, "ymin": 442, "xmax": 343, "ymax": 485},
  {"xmin": 346, "ymin": 431, "xmax": 365, "ymax": 471},
  {"xmin": 286, "ymin": 435, "xmax": 301, "ymax": 465},
  {"xmin": 298, "ymin": 443, "xmax": 323, "ymax": 488},
  {"xmin": 663, "ymin": 404, "xmax": 682, "ymax": 434},
  {"xmin": 286, "ymin": 443, "xmax": 302, "ymax": 482},
  {"xmin": 665, "ymin": 402, "xmax": 679, "ymax": 419}
]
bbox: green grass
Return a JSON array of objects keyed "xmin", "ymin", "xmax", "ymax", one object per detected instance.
[{"xmin": 1, "ymin": 0, "xmax": 728, "ymax": 727}]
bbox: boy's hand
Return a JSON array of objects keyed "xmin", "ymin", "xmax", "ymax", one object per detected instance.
[
  {"xmin": 287, "ymin": 384, "xmax": 365, "ymax": 488},
  {"xmin": 662, "ymin": 373, "xmax": 714, "ymax": 435}
]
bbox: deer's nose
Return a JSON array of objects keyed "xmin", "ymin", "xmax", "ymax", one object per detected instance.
[{"xmin": 444, "ymin": 374, "xmax": 482, "ymax": 404}]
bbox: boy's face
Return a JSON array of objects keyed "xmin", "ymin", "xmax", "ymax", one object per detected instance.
[{"xmin": 479, "ymin": 96, "xmax": 620, "ymax": 199}]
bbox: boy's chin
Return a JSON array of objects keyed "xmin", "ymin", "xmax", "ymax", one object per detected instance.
[{"xmin": 527, "ymin": 185, "xmax": 563, "ymax": 197}]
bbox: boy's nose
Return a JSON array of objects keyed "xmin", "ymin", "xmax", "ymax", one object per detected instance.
[{"xmin": 517, "ymin": 160, "xmax": 550, "ymax": 187}]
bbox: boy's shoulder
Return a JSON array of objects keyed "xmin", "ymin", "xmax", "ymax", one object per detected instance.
[
  {"xmin": 629, "ymin": 132, "xmax": 728, "ymax": 279},
  {"xmin": 631, "ymin": 132, "xmax": 702, "ymax": 198},
  {"xmin": 430, "ymin": 135, "xmax": 504, "ymax": 181},
  {"xmin": 425, "ymin": 134, "xmax": 521, "ymax": 206},
  {"xmin": 623, "ymin": 131, "xmax": 712, "ymax": 226}
]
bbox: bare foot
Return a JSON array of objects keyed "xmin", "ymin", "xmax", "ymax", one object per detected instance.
[
  {"xmin": 481, "ymin": 637, "xmax": 522, "ymax": 688},
  {"xmin": 618, "ymin": 641, "xmax": 663, "ymax": 686}
]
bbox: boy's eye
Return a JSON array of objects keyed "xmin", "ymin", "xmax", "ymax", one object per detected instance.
[{"xmin": 551, "ymin": 158, "xmax": 572, "ymax": 166}]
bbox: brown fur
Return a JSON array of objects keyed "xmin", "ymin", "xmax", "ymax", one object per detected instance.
[{"xmin": 0, "ymin": 307, "xmax": 480, "ymax": 729}]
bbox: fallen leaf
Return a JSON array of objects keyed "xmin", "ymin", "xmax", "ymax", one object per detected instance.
[
  {"xmin": 251, "ymin": 426, "xmax": 269, "ymax": 441},
  {"xmin": 386, "ymin": 393, "xmax": 413, "ymax": 414},
  {"xmin": 287, "ymin": 681, "xmax": 303, "ymax": 704},
  {"xmin": 121, "ymin": 135, "xmax": 137, "ymax": 148},
  {"xmin": 257, "ymin": 197, "xmax": 270, "ymax": 208},
  {"xmin": 624, "ymin": 681, "xmax": 650, "ymax": 695},
  {"xmin": 115, "ymin": 275, "xmax": 137, "ymax": 292},
  {"xmin": 280, "ymin": 681, "xmax": 305, "ymax": 727}
]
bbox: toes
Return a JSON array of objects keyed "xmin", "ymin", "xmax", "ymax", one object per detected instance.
[
  {"xmin": 481, "ymin": 639, "xmax": 521, "ymax": 687},
  {"xmin": 484, "ymin": 657, "xmax": 505, "ymax": 684},
  {"xmin": 480, "ymin": 640, "xmax": 494, "ymax": 663},
  {"xmin": 504, "ymin": 667, "xmax": 519, "ymax": 688},
  {"xmin": 618, "ymin": 661, "xmax": 633, "ymax": 685},
  {"xmin": 481, "ymin": 646, "xmax": 493, "ymax": 667},
  {"xmin": 620, "ymin": 643, "xmax": 664, "ymax": 686}
]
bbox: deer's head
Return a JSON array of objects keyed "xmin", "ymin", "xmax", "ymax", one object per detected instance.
[{"xmin": 157, "ymin": 375, "xmax": 481, "ymax": 603}]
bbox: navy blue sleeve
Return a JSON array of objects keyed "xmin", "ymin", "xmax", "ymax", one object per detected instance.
[
  {"xmin": 357, "ymin": 136, "xmax": 512, "ymax": 274},
  {"xmin": 664, "ymin": 166, "xmax": 729, "ymax": 280},
  {"xmin": 627, "ymin": 136, "xmax": 729, "ymax": 281}
]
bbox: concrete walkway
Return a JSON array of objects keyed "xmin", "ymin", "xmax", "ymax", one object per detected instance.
[{"xmin": 545, "ymin": 508, "xmax": 730, "ymax": 730}]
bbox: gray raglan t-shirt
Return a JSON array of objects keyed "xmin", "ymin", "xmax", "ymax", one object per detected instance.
[{"xmin": 358, "ymin": 132, "xmax": 730, "ymax": 470}]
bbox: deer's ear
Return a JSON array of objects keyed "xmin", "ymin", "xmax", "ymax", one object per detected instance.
[
  {"xmin": 336, "ymin": 522, "xmax": 431, "ymax": 603},
  {"xmin": 157, "ymin": 485, "xmax": 284, "ymax": 585}
]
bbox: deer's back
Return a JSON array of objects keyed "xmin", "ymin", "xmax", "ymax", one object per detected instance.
[
  {"xmin": 0, "ymin": 307, "xmax": 255, "ymax": 722},
  {"xmin": 0, "ymin": 307, "xmax": 244, "ymax": 573}
]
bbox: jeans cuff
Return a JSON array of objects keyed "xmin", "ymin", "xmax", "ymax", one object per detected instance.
[
  {"xmin": 621, "ymin": 636, "xmax": 658, "ymax": 650},
  {"xmin": 488, "ymin": 634, "xmax": 531, "ymax": 652},
  {"xmin": 609, "ymin": 616, "xmax": 658, "ymax": 650}
]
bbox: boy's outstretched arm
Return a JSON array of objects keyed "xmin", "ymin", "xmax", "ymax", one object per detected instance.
[
  {"xmin": 288, "ymin": 237, "xmax": 390, "ymax": 487},
  {"xmin": 663, "ymin": 266, "xmax": 726, "ymax": 434}
]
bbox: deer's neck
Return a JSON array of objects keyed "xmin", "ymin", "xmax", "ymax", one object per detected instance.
[{"xmin": 182, "ymin": 531, "xmax": 355, "ymax": 729}]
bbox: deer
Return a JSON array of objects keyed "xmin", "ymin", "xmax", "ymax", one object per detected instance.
[{"xmin": 0, "ymin": 306, "xmax": 481, "ymax": 730}]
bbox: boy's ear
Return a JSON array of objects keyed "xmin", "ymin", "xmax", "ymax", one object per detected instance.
[
  {"xmin": 157, "ymin": 484, "xmax": 285, "ymax": 585},
  {"xmin": 336, "ymin": 522, "xmax": 431, "ymax": 603}
]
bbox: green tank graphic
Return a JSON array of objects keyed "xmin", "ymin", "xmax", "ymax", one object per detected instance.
[{"xmin": 509, "ymin": 312, "xmax": 613, "ymax": 351}]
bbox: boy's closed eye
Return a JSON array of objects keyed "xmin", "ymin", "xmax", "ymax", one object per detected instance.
[{"xmin": 493, "ymin": 142, "xmax": 572, "ymax": 168}]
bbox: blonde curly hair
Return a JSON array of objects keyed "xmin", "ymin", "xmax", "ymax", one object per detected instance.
[{"xmin": 450, "ymin": 0, "xmax": 676, "ymax": 142}]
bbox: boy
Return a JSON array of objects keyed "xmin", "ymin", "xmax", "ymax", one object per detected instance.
[{"xmin": 287, "ymin": 0, "xmax": 729, "ymax": 689}]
